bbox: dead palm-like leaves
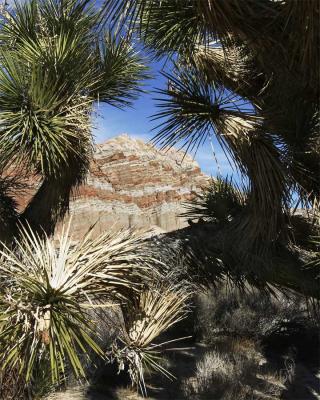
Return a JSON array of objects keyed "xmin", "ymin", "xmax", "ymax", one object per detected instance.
[
  {"xmin": 280, "ymin": 0, "xmax": 319, "ymax": 90},
  {"xmin": 186, "ymin": 43, "xmax": 258, "ymax": 102},
  {"xmin": 110, "ymin": 283, "xmax": 191, "ymax": 396},
  {"xmin": 0, "ymin": 223, "xmax": 157, "ymax": 384},
  {"xmin": 191, "ymin": 44, "xmax": 248, "ymax": 83}
]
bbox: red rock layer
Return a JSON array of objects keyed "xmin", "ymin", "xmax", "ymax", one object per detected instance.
[{"xmin": 16, "ymin": 134, "xmax": 209, "ymax": 238}]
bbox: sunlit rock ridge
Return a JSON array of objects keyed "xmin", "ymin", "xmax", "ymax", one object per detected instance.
[
  {"xmin": 60, "ymin": 133, "xmax": 209, "ymax": 238},
  {"xmin": 16, "ymin": 134, "xmax": 208, "ymax": 238},
  {"xmin": 60, "ymin": 134, "xmax": 208, "ymax": 238}
]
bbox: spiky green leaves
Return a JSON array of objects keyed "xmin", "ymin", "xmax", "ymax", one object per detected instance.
[
  {"xmin": 153, "ymin": 66, "xmax": 257, "ymax": 155},
  {"xmin": 0, "ymin": 1, "xmax": 148, "ymax": 178},
  {"xmin": 182, "ymin": 177, "xmax": 246, "ymax": 224},
  {"xmin": 93, "ymin": 32, "xmax": 149, "ymax": 107},
  {"xmin": 0, "ymin": 224, "xmax": 158, "ymax": 383},
  {"xmin": 0, "ymin": 53, "xmax": 92, "ymax": 178},
  {"xmin": 0, "ymin": 0, "xmax": 149, "ymax": 237},
  {"xmin": 138, "ymin": 0, "xmax": 207, "ymax": 58}
]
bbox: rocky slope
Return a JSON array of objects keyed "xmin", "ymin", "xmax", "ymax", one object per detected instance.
[{"xmin": 50, "ymin": 134, "xmax": 209, "ymax": 238}]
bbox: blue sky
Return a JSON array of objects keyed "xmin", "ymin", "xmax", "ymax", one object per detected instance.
[
  {"xmin": 92, "ymin": 58, "xmax": 234, "ymax": 177},
  {"xmin": 7, "ymin": 0, "xmax": 234, "ymax": 178}
]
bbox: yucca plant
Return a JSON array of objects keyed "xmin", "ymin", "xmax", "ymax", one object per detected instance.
[
  {"xmin": 0, "ymin": 0, "xmax": 148, "ymax": 241},
  {"xmin": 0, "ymin": 223, "xmax": 157, "ymax": 388},
  {"xmin": 181, "ymin": 176, "xmax": 246, "ymax": 224},
  {"xmin": 110, "ymin": 283, "xmax": 191, "ymax": 396}
]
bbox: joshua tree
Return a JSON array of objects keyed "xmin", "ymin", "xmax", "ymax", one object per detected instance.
[
  {"xmin": 0, "ymin": 0, "xmax": 148, "ymax": 241},
  {"xmin": 104, "ymin": 0, "xmax": 320, "ymax": 296}
]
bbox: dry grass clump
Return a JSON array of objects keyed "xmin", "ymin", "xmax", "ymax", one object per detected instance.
[
  {"xmin": 194, "ymin": 285, "xmax": 305, "ymax": 342},
  {"xmin": 182, "ymin": 342, "xmax": 286, "ymax": 400},
  {"xmin": 182, "ymin": 283, "xmax": 315, "ymax": 400}
]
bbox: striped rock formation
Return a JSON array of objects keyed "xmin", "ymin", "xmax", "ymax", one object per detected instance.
[{"xmin": 19, "ymin": 134, "xmax": 209, "ymax": 238}]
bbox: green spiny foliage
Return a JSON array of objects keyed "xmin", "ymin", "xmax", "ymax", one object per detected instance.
[
  {"xmin": 0, "ymin": 0, "xmax": 148, "ymax": 239},
  {"xmin": 0, "ymin": 223, "xmax": 193, "ymax": 397},
  {"xmin": 0, "ymin": 224, "xmax": 158, "ymax": 384},
  {"xmin": 181, "ymin": 177, "xmax": 246, "ymax": 224}
]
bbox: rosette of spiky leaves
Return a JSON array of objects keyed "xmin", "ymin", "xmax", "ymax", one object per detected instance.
[
  {"xmin": 0, "ymin": 0, "xmax": 148, "ymax": 238},
  {"xmin": 93, "ymin": 32, "xmax": 149, "ymax": 107},
  {"xmin": 111, "ymin": 283, "xmax": 191, "ymax": 396},
  {"xmin": 182, "ymin": 176, "xmax": 246, "ymax": 224},
  {"xmin": 0, "ymin": 223, "xmax": 155, "ymax": 384},
  {"xmin": 152, "ymin": 65, "xmax": 260, "ymax": 161},
  {"xmin": 0, "ymin": 53, "xmax": 92, "ymax": 178}
]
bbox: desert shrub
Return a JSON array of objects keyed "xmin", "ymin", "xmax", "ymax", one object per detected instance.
[
  {"xmin": 194, "ymin": 284, "xmax": 306, "ymax": 343},
  {"xmin": 188, "ymin": 284, "xmax": 320, "ymax": 399},
  {"xmin": 182, "ymin": 344, "xmax": 285, "ymax": 400}
]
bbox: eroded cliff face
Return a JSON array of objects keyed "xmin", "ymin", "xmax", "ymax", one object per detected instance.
[{"xmin": 18, "ymin": 134, "xmax": 209, "ymax": 238}]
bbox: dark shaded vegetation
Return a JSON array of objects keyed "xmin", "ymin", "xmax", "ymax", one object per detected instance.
[{"xmin": 66, "ymin": 286, "xmax": 319, "ymax": 400}]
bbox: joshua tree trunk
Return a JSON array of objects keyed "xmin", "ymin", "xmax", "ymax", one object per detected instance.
[{"xmin": 20, "ymin": 178, "xmax": 76, "ymax": 237}]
